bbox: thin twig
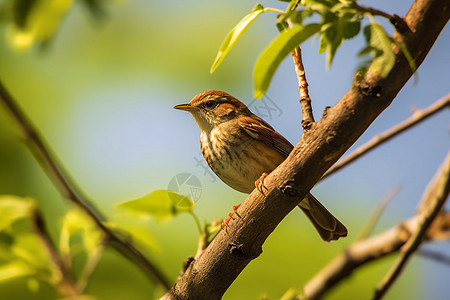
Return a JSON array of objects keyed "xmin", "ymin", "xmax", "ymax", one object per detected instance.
[
  {"xmin": 418, "ymin": 248, "xmax": 450, "ymax": 266},
  {"xmin": 322, "ymin": 94, "xmax": 450, "ymax": 180},
  {"xmin": 356, "ymin": 185, "xmax": 402, "ymax": 241},
  {"xmin": 276, "ymin": 1, "xmax": 314, "ymax": 126},
  {"xmin": 277, "ymin": 0, "xmax": 302, "ymax": 24},
  {"xmin": 77, "ymin": 242, "xmax": 106, "ymax": 292},
  {"xmin": 354, "ymin": 3, "xmax": 396, "ymax": 20},
  {"xmin": 189, "ymin": 211, "xmax": 203, "ymax": 235},
  {"xmin": 0, "ymin": 79, "xmax": 171, "ymax": 290},
  {"xmin": 374, "ymin": 152, "xmax": 450, "ymax": 300},
  {"xmin": 291, "ymin": 46, "xmax": 315, "ymax": 126},
  {"xmin": 32, "ymin": 209, "xmax": 81, "ymax": 298}
]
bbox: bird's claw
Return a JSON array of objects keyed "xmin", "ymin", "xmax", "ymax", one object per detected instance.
[
  {"xmin": 255, "ymin": 172, "xmax": 268, "ymax": 195},
  {"xmin": 221, "ymin": 203, "xmax": 242, "ymax": 230}
]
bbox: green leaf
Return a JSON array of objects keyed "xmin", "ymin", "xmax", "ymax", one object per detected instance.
[
  {"xmin": 0, "ymin": 232, "xmax": 57, "ymax": 285},
  {"xmin": 318, "ymin": 22, "xmax": 333, "ymax": 54},
  {"xmin": 0, "ymin": 195, "xmax": 35, "ymax": 231},
  {"xmin": 391, "ymin": 38, "xmax": 417, "ymax": 74},
  {"xmin": 365, "ymin": 21, "xmax": 396, "ymax": 78},
  {"xmin": 280, "ymin": 287, "xmax": 301, "ymax": 300},
  {"xmin": 254, "ymin": 23, "xmax": 321, "ymax": 98},
  {"xmin": 59, "ymin": 208, "xmax": 104, "ymax": 261},
  {"xmin": 286, "ymin": 0, "xmax": 300, "ymax": 11},
  {"xmin": 210, "ymin": 4, "xmax": 266, "ymax": 73},
  {"xmin": 319, "ymin": 16, "xmax": 360, "ymax": 68},
  {"xmin": 318, "ymin": 21, "xmax": 342, "ymax": 65},
  {"xmin": 13, "ymin": 0, "xmax": 37, "ymax": 28},
  {"xmin": 0, "ymin": 261, "xmax": 34, "ymax": 282},
  {"xmin": 289, "ymin": 10, "xmax": 315, "ymax": 25},
  {"xmin": 342, "ymin": 18, "xmax": 360, "ymax": 40},
  {"xmin": 358, "ymin": 45, "xmax": 380, "ymax": 57},
  {"xmin": 12, "ymin": 233, "xmax": 53, "ymax": 273},
  {"xmin": 6, "ymin": 0, "xmax": 76, "ymax": 52},
  {"xmin": 324, "ymin": 26, "xmax": 342, "ymax": 68},
  {"xmin": 303, "ymin": 0, "xmax": 338, "ymax": 8},
  {"xmin": 0, "ymin": 197, "xmax": 58, "ymax": 286},
  {"xmin": 115, "ymin": 190, "xmax": 194, "ymax": 221}
]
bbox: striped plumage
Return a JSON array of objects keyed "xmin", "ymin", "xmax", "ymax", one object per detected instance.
[
  {"xmin": 200, "ymin": 115, "xmax": 287, "ymax": 194},
  {"xmin": 174, "ymin": 90, "xmax": 347, "ymax": 241}
]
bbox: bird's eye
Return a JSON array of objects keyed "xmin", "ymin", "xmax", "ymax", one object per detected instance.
[{"xmin": 205, "ymin": 100, "xmax": 216, "ymax": 109}]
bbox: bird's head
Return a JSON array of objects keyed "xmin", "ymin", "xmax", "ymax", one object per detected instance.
[{"xmin": 174, "ymin": 90, "xmax": 251, "ymax": 132}]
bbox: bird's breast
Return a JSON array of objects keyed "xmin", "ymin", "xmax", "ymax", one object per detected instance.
[{"xmin": 200, "ymin": 124, "xmax": 285, "ymax": 193}]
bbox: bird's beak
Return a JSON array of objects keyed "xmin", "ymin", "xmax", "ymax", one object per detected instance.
[{"xmin": 173, "ymin": 104, "xmax": 199, "ymax": 112}]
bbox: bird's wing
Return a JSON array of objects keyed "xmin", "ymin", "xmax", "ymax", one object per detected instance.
[{"xmin": 239, "ymin": 115, "xmax": 294, "ymax": 158}]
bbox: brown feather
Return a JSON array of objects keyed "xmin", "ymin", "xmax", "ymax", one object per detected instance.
[{"xmin": 238, "ymin": 115, "xmax": 293, "ymax": 158}]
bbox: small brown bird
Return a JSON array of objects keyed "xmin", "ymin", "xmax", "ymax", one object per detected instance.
[{"xmin": 174, "ymin": 90, "xmax": 347, "ymax": 241}]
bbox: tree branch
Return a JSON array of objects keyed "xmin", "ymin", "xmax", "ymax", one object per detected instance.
[
  {"xmin": 323, "ymin": 93, "xmax": 450, "ymax": 180},
  {"xmin": 0, "ymin": 80, "xmax": 172, "ymax": 290},
  {"xmin": 281, "ymin": 1, "xmax": 314, "ymax": 126},
  {"xmin": 353, "ymin": 3, "xmax": 396, "ymax": 20},
  {"xmin": 303, "ymin": 152, "xmax": 450, "ymax": 299},
  {"xmin": 374, "ymin": 152, "xmax": 450, "ymax": 299},
  {"xmin": 356, "ymin": 185, "xmax": 402, "ymax": 241},
  {"xmin": 303, "ymin": 212, "xmax": 450, "ymax": 299},
  {"xmin": 291, "ymin": 46, "xmax": 314, "ymax": 126},
  {"xmin": 418, "ymin": 249, "xmax": 450, "ymax": 266},
  {"xmin": 162, "ymin": 0, "xmax": 450, "ymax": 298}
]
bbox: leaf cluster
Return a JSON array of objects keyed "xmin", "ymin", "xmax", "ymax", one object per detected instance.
[
  {"xmin": 0, "ymin": 187, "xmax": 220, "ymax": 296},
  {"xmin": 210, "ymin": 0, "xmax": 416, "ymax": 98},
  {"xmin": 115, "ymin": 190, "xmax": 221, "ymax": 244}
]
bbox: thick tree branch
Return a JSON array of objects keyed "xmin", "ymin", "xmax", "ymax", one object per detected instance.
[
  {"xmin": 323, "ymin": 93, "xmax": 450, "ymax": 180},
  {"xmin": 0, "ymin": 80, "xmax": 172, "ymax": 290},
  {"xmin": 162, "ymin": 0, "xmax": 450, "ymax": 299},
  {"xmin": 374, "ymin": 152, "xmax": 450, "ymax": 299},
  {"xmin": 303, "ymin": 152, "xmax": 450, "ymax": 299}
]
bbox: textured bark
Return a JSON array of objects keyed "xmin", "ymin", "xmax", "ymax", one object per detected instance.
[{"xmin": 162, "ymin": 0, "xmax": 449, "ymax": 299}]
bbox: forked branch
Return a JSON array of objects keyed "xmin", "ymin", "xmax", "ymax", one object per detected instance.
[{"xmin": 303, "ymin": 153, "xmax": 450, "ymax": 299}]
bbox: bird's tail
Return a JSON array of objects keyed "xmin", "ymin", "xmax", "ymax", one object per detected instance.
[{"xmin": 298, "ymin": 193, "xmax": 348, "ymax": 242}]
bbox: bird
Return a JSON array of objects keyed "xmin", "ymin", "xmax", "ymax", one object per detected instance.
[{"xmin": 174, "ymin": 90, "xmax": 347, "ymax": 241}]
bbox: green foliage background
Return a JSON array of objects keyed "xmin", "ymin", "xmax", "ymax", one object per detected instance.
[{"xmin": 0, "ymin": 0, "xmax": 448, "ymax": 299}]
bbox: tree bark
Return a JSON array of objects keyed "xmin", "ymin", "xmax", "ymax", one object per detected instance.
[{"xmin": 162, "ymin": 0, "xmax": 449, "ymax": 298}]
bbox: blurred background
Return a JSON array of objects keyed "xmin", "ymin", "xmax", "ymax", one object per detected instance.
[{"xmin": 0, "ymin": 0, "xmax": 448, "ymax": 299}]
